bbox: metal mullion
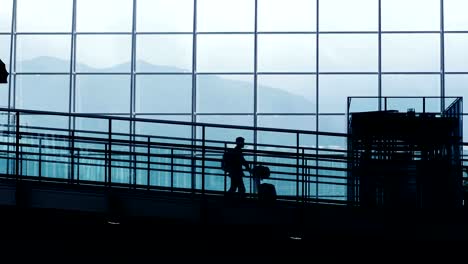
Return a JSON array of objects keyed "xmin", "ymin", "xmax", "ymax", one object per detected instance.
[
  {"xmin": 445, "ymin": 31, "xmax": 468, "ymax": 34},
  {"xmin": 136, "ymin": 32, "xmax": 193, "ymax": 35},
  {"xmin": 318, "ymin": 72, "xmax": 379, "ymax": 75},
  {"xmin": 15, "ymin": 32, "xmax": 71, "ymax": 35},
  {"xmin": 381, "ymin": 72, "xmax": 442, "ymax": 75},
  {"xmin": 440, "ymin": 0, "xmax": 445, "ymax": 111},
  {"xmin": 252, "ymin": 0, "xmax": 258, "ymax": 195},
  {"xmin": 74, "ymin": 72, "xmax": 132, "ymax": 75},
  {"xmin": 134, "ymin": 113, "xmax": 192, "ymax": 116},
  {"xmin": 15, "ymin": 72, "xmax": 71, "ymax": 75},
  {"xmin": 257, "ymin": 72, "xmax": 316, "ymax": 75},
  {"xmin": 196, "ymin": 72, "xmax": 254, "ymax": 75},
  {"xmin": 74, "ymin": 32, "xmax": 132, "ymax": 35},
  {"xmin": 195, "ymin": 113, "xmax": 255, "ymax": 116},
  {"xmin": 378, "ymin": 0, "xmax": 382, "ymax": 110},
  {"xmin": 191, "ymin": 0, "xmax": 198, "ymax": 191},
  {"xmin": 8, "ymin": 0, "xmax": 16, "ymax": 109},
  {"xmin": 11, "ymin": 0, "xmax": 17, "ymax": 109},
  {"xmin": 68, "ymin": 0, "xmax": 77, "ymax": 181},
  {"xmin": 135, "ymin": 72, "xmax": 192, "ymax": 75},
  {"xmin": 130, "ymin": 0, "xmax": 138, "ymax": 185},
  {"xmin": 257, "ymin": 31, "xmax": 317, "ymax": 34},
  {"xmin": 381, "ymin": 31, "xmax": 441, "ymax": 34},
  {"xmin": 197, "ymin": 32, "xmax": 255, "ymax": 35},
  {"xmin": 319, "ymin": 31, "xmax": 379, "ymax": 34},
  {"xmin": 315, "ymin": 0, "xmax": 320, "ymax": 200},
  {"xmin": 257, "ymin": 113, "xmax": 317, "ymax": 116}
]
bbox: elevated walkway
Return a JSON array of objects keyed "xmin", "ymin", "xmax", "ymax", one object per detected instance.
[{"xmin": 0, "ymin": 106, "xmax": 466, "ymax": 243}]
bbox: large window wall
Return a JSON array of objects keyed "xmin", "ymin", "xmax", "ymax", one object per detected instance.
[{"xmin": 2, "ymin": 0, "xmax": 468, "ymax": 148}]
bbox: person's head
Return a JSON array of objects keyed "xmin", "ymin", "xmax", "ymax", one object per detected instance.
[
  {"xmin": 235, "ymin": 136, "xmax": 245, "ymax": 148},
  {"xmin": 0, "ymin": 59, "xmax": 8, "ymax": 84}
]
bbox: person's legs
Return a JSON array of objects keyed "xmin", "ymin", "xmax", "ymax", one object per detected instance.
[
  {"xmin": 228, "ymin": 174, "xmax": 240, "ymax": 193},
  {"xmin": 238, "ymin": 176, "xmax": 246, "ymax": 196}
]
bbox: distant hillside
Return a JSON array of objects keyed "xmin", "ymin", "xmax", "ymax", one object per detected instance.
[
  {"xmin": 17, "ymin": 56, "xmax": 315, "ymax": 116},
  {"xmin": 15, "ymin": 57, "xmax": 346, "ymax": 148}
]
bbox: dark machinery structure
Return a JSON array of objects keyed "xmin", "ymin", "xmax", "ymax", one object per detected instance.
[{"xmin": 347, "ymin": 98, "xmax": 463, "ymax": 209}]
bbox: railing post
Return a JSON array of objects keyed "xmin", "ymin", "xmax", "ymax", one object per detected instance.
[
  {"xmin": 301, "ymin": 148, "xmax": 305, "ymax": 202},
  {"xmin": 296, "ymin": 132, "xmax": 300, "ymax": 202},
  {"xmin": 423, "ymin": 97, "xmax": 426, "ymax": 113},
  {"xmin": 224, "ymin": 142, "xmax": 227, "ymax": 192},
  {"xmin": 38, "ymin": 138, "xmax": 42, "ymax": 181},
  {"xmin": 171, "ymin": 148, "xmax": 174, "ymax": 192},
  {"xmin": 104, "ymin": 144, "xmax": 108, "ymax": 185},
  {"xmin": 108, "ymin": 118, "xmax": 112, "ymax": 186},
  {"xmin": 70, "ymin": 129, "xmax": 75, "ymax": 183},
  {"xmin": 15, "ymin": 112, "xmax": 20, "ymax": 180},
  {"xmin": 76, "ymin": 150, "xmax": 80, "ymax": 183},
  {"xmin": 202, "ymin": 126, "xmax": 206, "ymax": 195},
  {"xmin": 147, "ymin": 137, "xmax": 150, "ymax": 190}
]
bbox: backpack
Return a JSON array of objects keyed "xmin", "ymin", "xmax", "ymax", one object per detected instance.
[{"xmin": 221, "ymin": 149, "xmax": 234, "ymax": 173}]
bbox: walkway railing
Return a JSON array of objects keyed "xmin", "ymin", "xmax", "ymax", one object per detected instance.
[
  {"xmin": 0, "ymin": 107, "xmax": 465, "ymax": 206},
  {"xmin": 0, "ymin": 108, "xmax": 350, "ymax": 205}
]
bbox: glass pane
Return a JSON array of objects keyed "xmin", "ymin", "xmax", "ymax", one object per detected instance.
[
  {"xmin": 197, "ymin": 0, "xmax": 254, "ymax": 32},
  {"xmin": 319, "ymin": 75, "xmax": 378, "ymax": 113},
  {"xmin": 382, "ymin": 75, "xmax": 440, "ymax": 112},
  {"xmin": 136, "ymin": 35, "xmax": 192, "ymax": 72},
  {"xmin": 197, "ymin": 75, "xmax": 253, "ymax": 113},
  {"xmin": 0, "ymin": 36, "xmax": 8, "ymax": 106},
  {"xmin": 0, "ymin": 35, "xmax": 11, "ymax": 67},
  {"xmin": 16, "ymin": 35, "xmax": 71, "ymax": 72},
  {"xmin": 445, "ymin": 0, "xmax": 468, "ymax": 31},
  {"xmin": 197, "ymin": 115, "xmax": 253, "ymax": 143},
  {"xmin": 137, "ymin": 0, "xmax": 193, "ymax": 32},
  {"xmin": 445, "ymin": 34, "xmax": 468, "ymax": 72},
  {"xmin": 76, "ymin": 116, "xmax": 130, "ymax": 134},
  {"xmin": 258, "ymin": 75, "xmax": 315, "ymax": 113},
  {"xmin": 318, "ymin": 115, "xmax": 346, "ymax": 148},
  {"xmin": 382, "ymin": 0, "xmax": 440, "ymax": 31},
  {"xmin": 257, "ymin": 115, "xmax": 315, "ymax": 196},
  {"xmin": 76, "ymin": 35, "xmax": 131, "ymax": 72},
  {"xmin": 135, "ymin": 115, "xmax": 191, "ymax": 140},
  {"xmin": 382, "ymin": 34, "xmax": 440, "ymax": 72},
  {"xmin": 445, "ymin": 75, "xmax": 468, "ymax": 113},
  {"xmin": 258, "ymin": 115, "xmax": 315, "ymax": 131},
  {"xmin": 136, "ymin": 75, "xmax": 192, "ymax": 113},
  {"xmin": 258, "ymin": 34, "xmax": 316, "ymax": 72},
  {"xmin": 319, "ymin": 115, "xmax": 346, "ymax": 133},
  {"xmin": 0, "ymin": 0, "xmax": 13, "ymax": 32},
  {"xmin": 0, "ymin": 82, "xmax": 7, "ymax": 107},
  {"xmin": 0, "ymin": 36, "xmax": 9, "ymax": 106},
  {"xmin": 17, "ymin": 0, "xmax": 72, "ymax": 32},
  {"xmin": 16, "ymin": 75, "xmax": 69, "ymax": 112},
  {"xmin": 77, "ymin": 0, "xmax": 133, "ymax": 32},
  {"xmin": 197, "ymin": 35, "xmax": 254, "ymax": 72},
  {"xmin": 258, "ymin": 0, "xmax": 316, "ymax": 32},
  {"xmin": 320, "ymin": 0, "xmax": 378, "ymax": 31},
  {"xmin": 320, "ymin": 34, "xmax": 378, "ymax": 72},
  {"xmin": 76, "ymin": 75, "xmax": 130, "ymax": 113},
  {"xmin": 382, "ymin": 74, "xmax": 440, "ymax": 96}
]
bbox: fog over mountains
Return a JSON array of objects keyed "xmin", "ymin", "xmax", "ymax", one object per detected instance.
[
  {"xmin": 17, "ymin": 56, "xmax": 316, "ymax": 115},
  {"xmin": 14, "ymin": 56, "xmax": 348, "ymax": 149}
]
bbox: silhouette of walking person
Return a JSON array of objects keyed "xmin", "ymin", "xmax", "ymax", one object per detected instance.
[
  {"xmin": 223, "ymin": 137, "xmax": 251, "ymax": 198},
  {"xmin": 0, "ymin": 59, "xmax": 8, "ymax": 84}
]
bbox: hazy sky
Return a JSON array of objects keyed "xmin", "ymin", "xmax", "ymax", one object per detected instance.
[
  {"xmin": 2, "ymin": 0, "xmax": 468, "ymax": 106},
  {"xmin": 2, "ymin": 0, "xmax": 467, "ymax": 70}
]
